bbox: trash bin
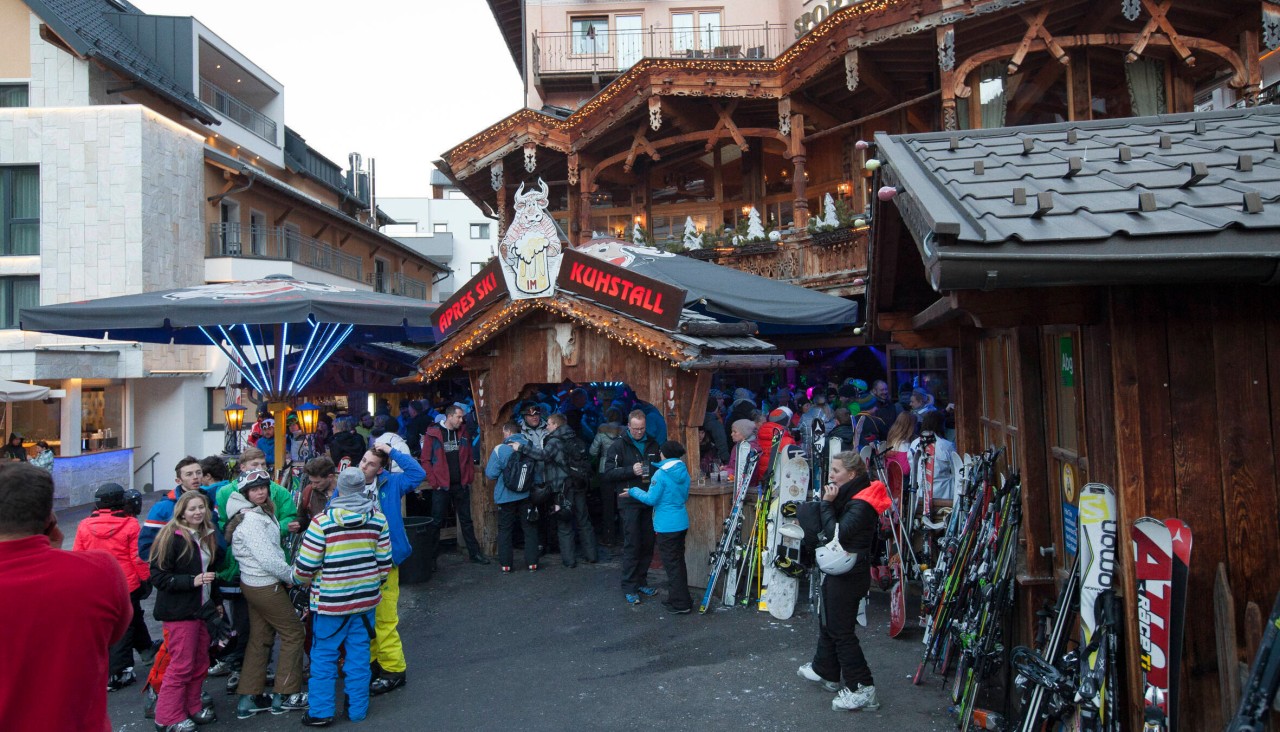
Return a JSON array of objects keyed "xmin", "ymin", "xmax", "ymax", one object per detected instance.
[{"xmin": 398, "ymin": 516, "xmax": 434, "ymax": 585}]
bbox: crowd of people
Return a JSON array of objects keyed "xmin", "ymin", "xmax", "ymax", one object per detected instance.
[{"xmin": 0, "ymin": 373, "xmax": 954, "ymax": 730}]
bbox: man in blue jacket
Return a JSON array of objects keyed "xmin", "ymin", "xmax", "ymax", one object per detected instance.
[{"xmin": 356, "ymin": 445, "xmax": 425, "ymax": 696}]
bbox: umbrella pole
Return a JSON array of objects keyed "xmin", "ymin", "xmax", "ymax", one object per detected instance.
[
  {"xmin": 271, "ymin": 325, "xmax": 288, "ymax": 478},
  {"xmin": 270, "ymin": 399, "xmax": 290, "ymax": 480}
]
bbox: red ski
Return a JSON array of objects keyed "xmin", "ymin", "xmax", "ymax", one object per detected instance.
[
  {"xmin": 1132, "ymin": 518, "xmax": 1173, "ymax": 730},
  {"xmin": 885, "ymin": 458, "xmax": 907, "ymax": 637}
]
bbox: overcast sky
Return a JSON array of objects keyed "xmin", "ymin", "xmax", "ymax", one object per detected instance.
[{"xmin": 136, "ymin": 0, "xmax": 526, "ymax": 197}]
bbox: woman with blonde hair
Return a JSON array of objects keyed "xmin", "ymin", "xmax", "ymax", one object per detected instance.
[{"xmin": 149, "ymin": 491, "xmax": 222, "ymax": 732}]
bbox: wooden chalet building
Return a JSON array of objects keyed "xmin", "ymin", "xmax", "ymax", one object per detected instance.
[
  {"xmin": 446, "ymin": 0, "xmax": 1266, "ymax": 313},
  {"xmin": 871, "ymin": 105, "xmax": 1280, "ymax": 729}
]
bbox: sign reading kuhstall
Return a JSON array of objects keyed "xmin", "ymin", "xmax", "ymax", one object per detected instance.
[{"xmin": 557, "ymin": 248, "xmax": 683, "ymax": 331}]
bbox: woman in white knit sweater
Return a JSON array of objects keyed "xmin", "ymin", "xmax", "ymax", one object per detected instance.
[{"xmin": 224, "ymin": 474, "xmax": 308, "ymax": 719}]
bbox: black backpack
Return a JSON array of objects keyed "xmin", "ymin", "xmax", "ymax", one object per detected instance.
[
  {"xmin": 561, "ymin": 435, "xmax": 592, "ymax": 484},
  {"xmin": 501, "ymin": 446, "xmax": 536, "ymax": 494}
]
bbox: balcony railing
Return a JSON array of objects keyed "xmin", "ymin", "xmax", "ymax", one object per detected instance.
[
  {"xmin": 695, "ymin": 228, "xmax": 869, "ymax": 296},
  {"xmin": 366, "ymin": 271, "xmax": 429, "ymax": 300},
  {"xmin": 533, "ymin": 23, "xmax": 792, "ymax": 78},
  {"xmin": 200, "ymin": 78, "xmax": 278, "ymax": 144},
  {"xmin": 207, "ymin": 223, "xmax": 362, "ymax": 282}
]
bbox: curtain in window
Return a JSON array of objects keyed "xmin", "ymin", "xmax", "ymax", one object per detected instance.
[
  {"xmin": 978, "ymin": 62, "xmax": 1007, "ymax": 129},
  {"xmin": 0, "ymin": 85, "xmax": 28, "ymax": 108},
  {"xmin": 9, "ymin": 168, "xmax": 39, "ymax": 255},
  {"xmin": 12, "ymin": 278, "xmax": 38, "ymax": 324},
  {"xmin": 1125, "ymin": 58, "xmax": 1166, "ymax": 117}
]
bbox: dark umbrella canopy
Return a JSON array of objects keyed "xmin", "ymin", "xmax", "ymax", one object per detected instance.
[
  {"xmin": 20, "ymin": 275, "xmax": 436, "ymax": 345},
  {"xmin": 575, "ymin": 239, "xmax": 858, "ymax": 332}
]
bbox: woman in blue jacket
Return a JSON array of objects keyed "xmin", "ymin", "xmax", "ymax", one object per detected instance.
[{"xmin": 625, "ymin": 440, "xmax": 691, "ymax": 614}]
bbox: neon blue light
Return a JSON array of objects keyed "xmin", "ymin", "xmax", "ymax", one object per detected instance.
[
  {"xmin": 295, "ymin": 323, "xmax": 347, "ymax": 391},
  {"xmin": 277, "ymin": 322, "xmax": 289, "ymax": 395},
  {"xmin": 301, "ymin": 323, "xmax": 340, "ymax": 383},
  {"xmin": 287, "ymin": 320, "xmax": 322, "ymax": 394},
  {"xmin": 201, "ymin": 325, "xmax": 267, "ymax": 395},
  {"xmin": 296, "ymin": 324, "xmax": 353, "ymax": 393},
  {"xmin": 241, "ymin": 324, "xmax": 273, "ymax": 395}
]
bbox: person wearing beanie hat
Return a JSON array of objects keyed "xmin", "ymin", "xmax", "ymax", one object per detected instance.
[
  {"xmin": 768, "ymin": 407, "xmax": 793, "ymax": 425},
  {"xmin": 625, "ymin": 440, "xmax": 692, "ymax": 614},
  {"xmin": 74, "ymin": 481, "xmax": 153, "ymax": 691},
  {"xmin": 293, "ymin": 466, "xmax": 391, "ymax": 726}
]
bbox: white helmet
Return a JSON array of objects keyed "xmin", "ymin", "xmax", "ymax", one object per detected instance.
[{"xmin": 816, "ymin": 525, "xmax": 857, "ymax": 575}]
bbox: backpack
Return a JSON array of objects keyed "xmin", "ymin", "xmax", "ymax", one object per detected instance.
[
  {"xmin": 561, "ymin": 435, "xmax": 592, "ymax": 484},
  {"xmin": 501, "ymin": 445, "xmax": 536, "ymax": 494}
]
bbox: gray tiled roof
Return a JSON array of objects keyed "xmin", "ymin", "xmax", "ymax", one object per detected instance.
[
  {"xmin": 875, "ymin": 107, "xmax": 1280, "ymax": 290},
  {"xmin": 24, "ymin": 0, "xmax": 214, "ymax": 123}
]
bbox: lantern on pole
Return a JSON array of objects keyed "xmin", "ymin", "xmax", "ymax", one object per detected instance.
[
  {"xmin": 294, "ymin": 402, "xmax": 321, "ymax": 435},
  {"xmin": 223, "ymin": 403, "xmax": 246, "ymax": 455}
]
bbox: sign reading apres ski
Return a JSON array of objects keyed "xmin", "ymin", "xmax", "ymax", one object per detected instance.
[{"xmin": 431, "ymin": 259, "xmax": 507, "ymax": 339}]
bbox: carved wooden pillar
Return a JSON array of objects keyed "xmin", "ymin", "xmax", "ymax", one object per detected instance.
[
  {"xmin": 790, "ymin": 112, "xmax": 809, "ymax": 229},
  {"xmin": 492, "ymin": 161, "xmax": 508, "ymax": 239},
  {"xmin": 938, "ymin": 26, "xmax": 958, "ymax": 131},
  {"xmin": 577, "ymin": 166, "xmax": 594, "ymax": 243}
]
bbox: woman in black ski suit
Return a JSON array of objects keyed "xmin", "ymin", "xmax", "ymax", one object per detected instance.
[{"xmin": 797, "ymin": 450, "xmax": 889, "ymax": 713}]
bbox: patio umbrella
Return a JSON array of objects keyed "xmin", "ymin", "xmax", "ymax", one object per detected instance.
[
  {"xmin": 0, "ymin": 379, "xmax": 50, "ymax": 402},
  {"xmin": 21, "ymin": 274, "xmax": 436, "ymax": 469}
]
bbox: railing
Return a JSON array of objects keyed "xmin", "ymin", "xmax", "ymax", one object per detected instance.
[
  {"xmin": 699, "ymin": 228, "xmax": 869, "ymax": 296},
  {"xmin": 366, "ymin": 272, "xmax": 428, "ymax": 300},
  {"xmin": 133, "ymin": 451, "xmax": 160, "ymax": 494},
  {"xmin": 199, "ymin": 77, "xmax": 278, "ymax": 144},
  {"xmin": 533, "ymin": 23, "xmax": 792, "ymax": 78},
  {"xmin": 207, "ymin": 223, "xmax": 363, "ymax": 282}
]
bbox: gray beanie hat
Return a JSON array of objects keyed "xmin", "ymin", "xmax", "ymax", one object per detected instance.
[
  {"xmin": 731, "ymin": 418, "xmax": 757, "ymax": 439},
  {"xmin": 336, "ymin": 467, "xmax": 366, "ymax": 496}
]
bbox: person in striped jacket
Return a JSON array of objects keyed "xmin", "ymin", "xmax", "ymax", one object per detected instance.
[{"xmin": 292, "ymin": 467, "xmax": 391, "ymax": 728}]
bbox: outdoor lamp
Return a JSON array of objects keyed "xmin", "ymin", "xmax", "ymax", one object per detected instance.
[
  {"xmin": 294, "ymin": 402, "xmax": 321, "ymax": 435},
  {"xmin": 223, "ymin": 404, "xmax": 246, "ymax": 456},
  {"xmin": 224, "ymin": 404, "xmax": 246, "ymax": 432}
]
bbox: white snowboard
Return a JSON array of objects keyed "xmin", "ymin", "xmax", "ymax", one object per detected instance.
[{"xmin": 765, "ymin": 445, "xmax": 809, "ymax": 620}]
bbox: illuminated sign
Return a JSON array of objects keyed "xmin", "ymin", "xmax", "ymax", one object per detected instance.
[
  {"xmin": 556, "ymin": 248, "xmax": 684, "ymax": 331},
  {"xmin": 431, "ymin": 259, "xmax": 508, "ymax": 339}
]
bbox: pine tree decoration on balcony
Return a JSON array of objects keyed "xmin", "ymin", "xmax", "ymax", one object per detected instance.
[{"xmin": 682, "ymin": 216, "xmax": 702, "ymax": 250}]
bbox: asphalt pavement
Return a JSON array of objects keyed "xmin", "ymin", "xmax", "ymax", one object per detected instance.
[{"xmin": 103, "ymin": 536, "xmax": 958, "ymax": 732}]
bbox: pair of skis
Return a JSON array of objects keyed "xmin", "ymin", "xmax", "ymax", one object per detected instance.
[
  {"xmin": 1132, "ymin": 516, "xmax": 1192, "ymax": 732},
  {"xmin": 698, "ymin": 443, "xmax": 759, "ymax": 614}
]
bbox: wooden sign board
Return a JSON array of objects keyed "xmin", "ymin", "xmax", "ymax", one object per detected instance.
[
  {"xmin": 557, "ymin": 248, "xmax": 685, "ymax": 331},
  {"xmin": 432, "ymin": 259, "xmax": 508, "ymax": 340}
]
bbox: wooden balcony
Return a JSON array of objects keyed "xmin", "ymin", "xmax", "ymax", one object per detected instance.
[{"xmin": 687, "ymin": 227, "xmax": 868, "ymax": 297}]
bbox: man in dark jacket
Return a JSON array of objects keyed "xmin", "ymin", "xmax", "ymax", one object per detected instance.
[
  {"xmin": 522, "ymin": 413, "xmax": 597, "ymax": 568},
  {"xmin": 602, "ymin": 410, "xmax": 661, "ymax": 605},
  {"xmin": 421, "ymin": 404, "xmax": 487, "ymax": 565},
  {"xmin": 328, "ymin": 417, "xmax": 368, "ymax": 470},
  {"xmin": 403, "ymin": 401, "xmax": 432, "ymax": 458}
]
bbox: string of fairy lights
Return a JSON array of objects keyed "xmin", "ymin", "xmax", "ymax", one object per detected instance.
[
  {"xmin": 410, "ymin": 295, "xmax": 694, "ymax": 384},
  {"xmin": 445, "ymin": 0, "xmax": 910, "ymax": 166}
]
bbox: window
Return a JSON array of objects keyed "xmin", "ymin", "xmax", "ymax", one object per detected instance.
[
  {"xmin": 0, "ymin": 276, "xmax": 39, "ymax": 329},
  {"xmin": 372, "ymin": 258, "xmax": 388, "ymax": 293},
  {"xmin": 470, "ymin": 223, "xmax": 490, "ymax": 239},
  {"xmin": 249, "ymin": 211, "xmax": 267, "ymax": 256},
  {"xmin": 572, "ymin": 16, "xmax": 609, "ymax": 55},
  {"xmin": 471, "ymin": 262, "xmax": 484, "ymax": 276},
  {"xmin": 2, "ymin": 167, "xmax": 39, "ymax": 255},
  {"xmin": 0, "ymin": 84, "xmax": 28, "ymax": 108},
  {"xmin": 433, "ymin": 223, "xmax": 448, "ymax": 234},
  {"xmin": 978, "ymin": 334, "xmax": 1020, "ymax": 468},
  {"xmin": 672, "ymin": 10, "xmax": 722, "ymax": 55}
]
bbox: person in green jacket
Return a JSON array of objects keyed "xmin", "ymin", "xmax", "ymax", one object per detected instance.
[{"xmin": 210, "ymin": 447, "xmax": 298, "ymax": 688}]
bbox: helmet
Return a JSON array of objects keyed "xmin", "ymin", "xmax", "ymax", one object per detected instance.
[
  {"xmin": 815, "ymin": 525, "xmax": 857, "ymax": 575},
  {"xmin": 123, "ymin": 489, "xmax": 143, "ymax": 517},
  {"xmin": 93, "ymin": 483, "xmax": 126, "ymax": 510}
]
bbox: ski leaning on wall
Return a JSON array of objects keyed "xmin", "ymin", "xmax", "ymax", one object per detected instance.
[{"xmin": 1074, "ymin": 482, "xmax": 1120, "ymax": 732}]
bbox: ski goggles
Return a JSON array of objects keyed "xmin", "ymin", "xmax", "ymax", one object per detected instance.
[{"xmin": 241, "ymin": 469, "xmax": 271, "ymax": 484}]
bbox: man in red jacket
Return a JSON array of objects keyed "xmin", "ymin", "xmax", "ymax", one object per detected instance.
[
  {"xmin": 75, "ymin": 482, "xmax": 154, "ymax": 691},
  {"xmin": 0, "ymin": 464, "xmax": 131, "ymax": 732},
  {"xmin": 421, "ymin": 404, "xmax": 487, "ymax": 567}
]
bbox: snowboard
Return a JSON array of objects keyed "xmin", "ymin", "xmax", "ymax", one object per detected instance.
[
  {"xmin": 765, "ymin": 445, "xmax": 808, "ymax": 620},
  {"xmin": 1164, "ymin": 519, "xmax": 1192, "ymax": 732},
  {"xmin": 885, "ymin": 457, "xmax": 908, "ymax": 637},
  {"xmin": 1076, "ymin": 482, "xmax": 1120, "ymax": 731},
  {"xmin": 1132, "ymin": 518, "xmax": 1173, "ymax": 730}
]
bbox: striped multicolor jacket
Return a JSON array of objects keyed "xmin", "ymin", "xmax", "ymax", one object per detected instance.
[{"xmin": 292, "ymin": 507, "xmax": 391, "ymax": 616}]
